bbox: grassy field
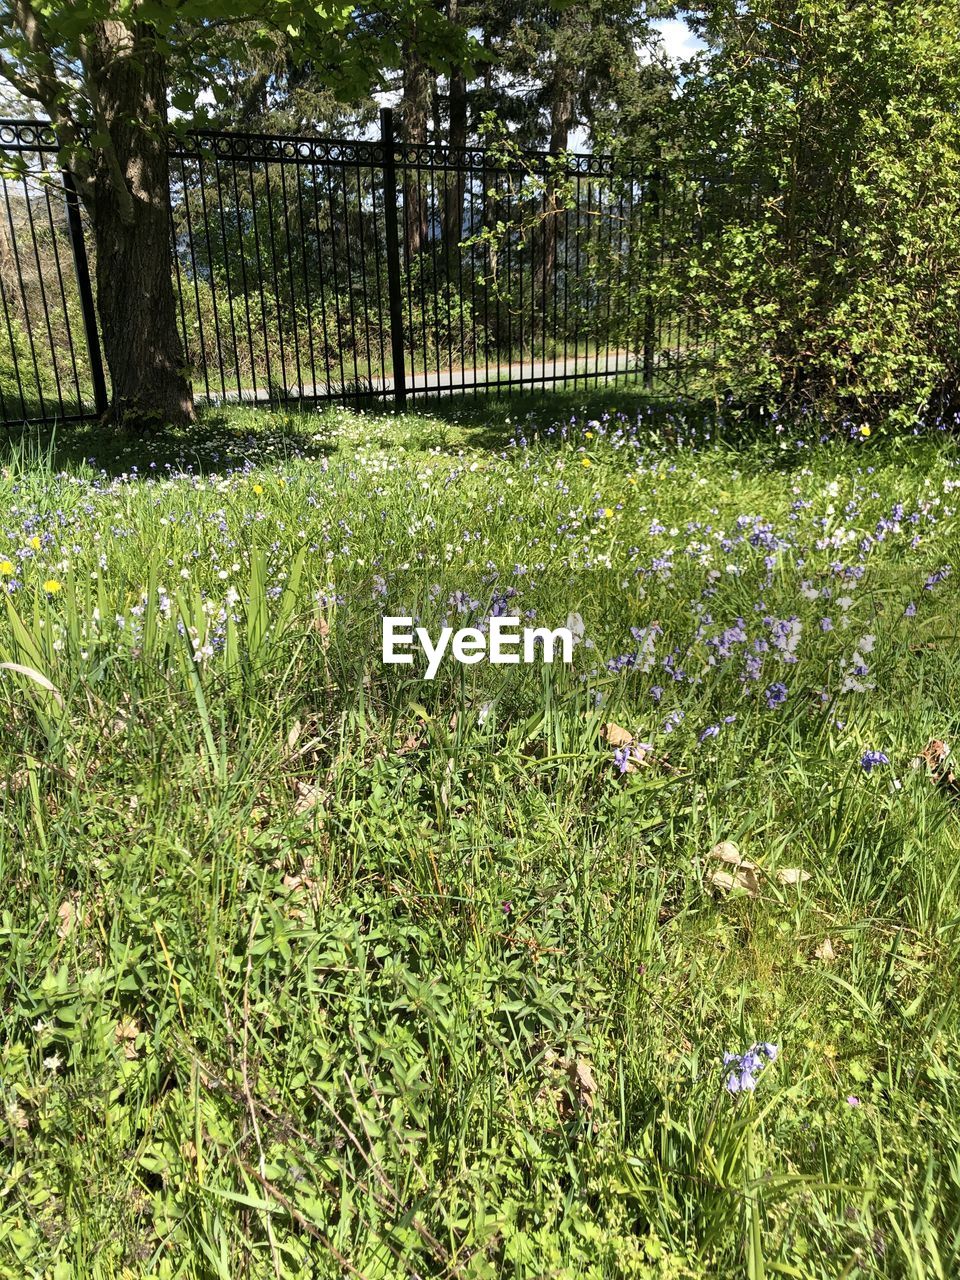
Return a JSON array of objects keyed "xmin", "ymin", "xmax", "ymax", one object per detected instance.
[{"xmin": 2, "ymin": 392, "xmax": 960, "ymax": 1278}]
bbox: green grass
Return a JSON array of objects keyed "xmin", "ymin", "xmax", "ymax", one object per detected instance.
[{"xmin": 2, "ymin": 395, "xmax": 960, "ymax": 1278}]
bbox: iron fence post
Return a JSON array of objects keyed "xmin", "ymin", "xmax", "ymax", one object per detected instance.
[
  {"xmin": 61, "ymin": 167, "xmax": 108, "ymax": 417},
  {"xmin": 380, "ymin": 108, "xmax": 407, "ymax": 411},
  {"xmin": 642, "ymin": 164, "xmax": 660, "ymax": 391}
]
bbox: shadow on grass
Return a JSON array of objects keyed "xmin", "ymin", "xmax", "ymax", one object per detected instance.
[
  {"xmin": 0, "ymin": 383, "xmax": 929, "ymax": 478},
  {"xmin": 1, "ymin": 384, "xmax": 698, "ymax": 476}
]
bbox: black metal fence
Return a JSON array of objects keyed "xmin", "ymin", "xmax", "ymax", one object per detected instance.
[{"xmin": 0, "ymin": 112, "xmax": 713, "ymax": 426}]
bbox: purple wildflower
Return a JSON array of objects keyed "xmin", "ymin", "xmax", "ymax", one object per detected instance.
[
  {"xmin": 724, "ymin": 1042, "xmax": 778, "ymax": 1094},
  {"xmin": 765, "ymin": 682, "xmax": 789, "ymax": 709},
  {"xmin": 861, "ymin": 750, "xmax": 890, "ymax": 773}
]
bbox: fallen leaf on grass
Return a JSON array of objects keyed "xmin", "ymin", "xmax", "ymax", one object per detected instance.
[
  {"xmin": 706, "ymin": 841, "xmax": 760, "ymax": 897},
  {"xmin": 602, "ymin": 722, "xmax": 634, "ymax": 749},
  {"xmin": 566, "ymin": 1057, "xmax": 598, "ymax": 1113},
  {"xmin": 815, "ymin": 938, "xmax": 836, "ymax": 962},
  {"xmin": 777, "ymin": 868, "xmax": 811, "ymax": 886},
  {"xmin": 707, "ymin": 866, "xmax": 761, "ymax": 897},
  {"xmin": 293, "ymin": 780, "xmax": 324, "ymax": 816},
  {"xmin": 56, "ymin": 900, "xmax": 77, "ymax": 939},
  {"xmin": 708, "ymin": 840, "xmax": 743, "ymax": 866},
  {"xmin": 0, "ymin": 769, "xmax": 28, "ymax": 797},
  {"xmin": 601, "ymin": 722, "xmax": 653, "ymax": 774},
  {"xmin": 282, "ymin": 869, "xmax": 317, "ymax": 894},
  {"xmin": 396, "ymin": 728, "xmax": 425, "ymax": 755},
  {"xmin": 911, "ymin": 739, "xmax": 960, "ymax": 796},
  {"xmin": 115, "ymin": 1018, "xmax": 141, "ymax": 1060}
]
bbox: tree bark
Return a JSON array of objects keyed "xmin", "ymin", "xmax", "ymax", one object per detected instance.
[
  {"xmin": 442, "ymin": 0, "xmax": 468, "ymax": 268},
  {"xmin": 80, "ymin": 21, "xmax": 193, "ymax": 428},
  {"xmin": 443, "ymin": 70, "xmax": 468, "ymax": 269},
  {"xmin": 535, "ymin": 60, "xmax": 577, "ymax": 335},
  {"xmin": 401, "ymin": 35, "xmax": 433, "ymax": 262}
]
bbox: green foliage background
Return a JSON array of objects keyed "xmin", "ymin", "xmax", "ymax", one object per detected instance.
[{"xmin": 667, "ymin": 0, "xmax": 960, "ymax": 424}]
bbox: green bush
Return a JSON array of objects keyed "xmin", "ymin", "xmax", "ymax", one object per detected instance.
[{"xmin": 671, "ymin": 0, "xmax": 960, "ymax": 426}]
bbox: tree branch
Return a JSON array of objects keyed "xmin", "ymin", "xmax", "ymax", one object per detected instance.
[{"xmin": 10, "ymin": 0, "xmax": 62, "ymax": 110}]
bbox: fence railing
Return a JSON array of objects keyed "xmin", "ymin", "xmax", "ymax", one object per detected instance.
[{"xmin": 0, "ymin": 112, "xmax": 716, "ymax": 427}]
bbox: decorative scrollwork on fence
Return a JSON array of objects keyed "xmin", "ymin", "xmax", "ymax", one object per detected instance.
[
  {"xmin": 0, "ymin": 119, "xmax": 59, "ymax": 152},
  {"xmin": 171, "ymin": 129, "xmax": 386, "ymax": 167}
]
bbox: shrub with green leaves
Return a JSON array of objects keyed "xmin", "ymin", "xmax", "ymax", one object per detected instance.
[{"xmin": 670, "ymin": 0, "xmax": 960, "ymax": 425}]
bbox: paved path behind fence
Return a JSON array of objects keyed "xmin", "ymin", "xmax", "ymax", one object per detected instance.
[{"xmin": 203, "ymin": 350, "xmax": 639, "ymax": 406}]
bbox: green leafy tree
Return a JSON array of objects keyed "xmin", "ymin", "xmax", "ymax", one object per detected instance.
[
  {"xmin": 673, "ymin": 0, "xmax": 960, "ymax": 423},
  {"xmin": 0, "ymin": 1, "xmax": 468, "ymax": 427}
]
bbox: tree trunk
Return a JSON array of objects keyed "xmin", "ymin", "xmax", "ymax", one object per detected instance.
[
  {"xmin": 442, "ymin": 0, "xmax": 468, "ymax": 269},
  {"xmin": 401, "ymin": 35, "xmax": 433, "ymax": 262},
  {"xmin": 535, "ymin": 62, "xmax": 577, "ymax": 335},
  {"xmin": 81, "ymin": 21, "xmax": 193, "ymax": 428},
  {"xmin": 443, "ymin": 72, "xmax": 468, "ymax": 269}
]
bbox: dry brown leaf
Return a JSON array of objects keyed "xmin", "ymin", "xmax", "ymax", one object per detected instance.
[
  {"xmin": 282, "ymin": 870, "xmax": 316, "ymax": 894},
  {"xmin": 601, "ymin": 722, "xmax": 654, "ymax": 774},
  {"xmin": 293, "ymin": 780, "xmax": 324, "ymax": 816},
  {"xmin": 396, "ymin": 730, "xmax": 425, "ymax": 755},
  {"xmin": 708, "ymin": 865, "xmax": 760, "ymax": 897},
  {"xmin": 287, "ymin": 720, "xmax": 303, "ymax": 751},
  {"xmin": 56, "ymin": 899, "xmax": 77, "ymax": 940},
  {"xmin": 708, "ymin": 840, "xmax": 743, "ymax": 866},
  {"xmin": 921, "ymin": 739, "xmax": 949, "ymax": 769},
  {"xmin": 115, "ymin": 1017, "xmax": 141, "ymax": 1059},
  {"xmin": 814, "ymin": 937, "xmax": 836, "ymax": 962},
  {"xmin": 0, "ymin": 768, "xmax": 28, "ymax": 797},
  {"xmin": 566, "ymin": 1057, "xmax": 598, "ymax": 1112},
  {"xmin": 777, "ymin": 868, "xmax": 811, "ymax": 886},
  {"xmin": 706, "ymin": 840, "xmax": 760, "ymax": 896},
  {"xmin": 603, "ymin": 722, "xmax": 634, "ymax": 749},
  {"xmin": 912, "ymin": 739, "xmax": 960, "ymax": 796}
]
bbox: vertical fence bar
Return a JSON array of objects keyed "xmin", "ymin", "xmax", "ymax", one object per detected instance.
[
  {"xmin": 380, "ymin": 109, "xmax": 407, "ymax": 411},
  {"xmin": 643, "ymin": 163, "xmax": 660, "ymax": 391},
  {"xmin": 61, "ymin": 168, "xmax": 107, "ymax": 417}
]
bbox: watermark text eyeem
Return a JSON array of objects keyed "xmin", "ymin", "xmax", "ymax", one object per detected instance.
[{"xmin": 382, "ymin": 616, "xmax": 574, "ymax": 680}]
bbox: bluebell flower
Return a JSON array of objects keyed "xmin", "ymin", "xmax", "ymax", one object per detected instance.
[
  {"xmin": 765, "ymin": 681, "xmax": 789, "ymax": 709},
  {"xmin": 861, "ymin": 750, "xmax": 890, "ymax": 773},
  {"xmin": 724, "ymin": 1042, "xmax": 778, "ymax": 1094}
]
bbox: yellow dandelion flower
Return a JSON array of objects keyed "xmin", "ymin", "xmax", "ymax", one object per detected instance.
[
  {"xmin": 628, "ymin": 477, "xmax": 637, "ymax": 486},
  {"xmin": 252, "ymin": 483, "xmax": 264, "ymax": 495},
  {"xmin": 29, "ymin": 536, "xmax": 41, "ymax": 550},
  {"xmin": 0, "ymin": 560, "xmax": 14, "ymax": 575},
  {"xmin": 603, "ymin": 507, "xmax": 614, "ymax": 518},
  {"xmin": 584, "ymin": 431, "xmax": 594, "ymax": 439},
  {"xmin": 43, "ymin": 579, "xmax": 61, "ymax": 594},
  {"xmin": 581, "ymin": 458, "xmax": 592, "ymax": 468},
  {"xmin": 859, "ymin": 424, "xmax": 871, "ymax": 437}
]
